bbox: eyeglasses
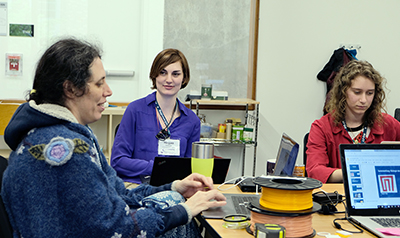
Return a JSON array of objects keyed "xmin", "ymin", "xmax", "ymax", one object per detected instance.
[{"xmin": 155, "ymin": 129, "xmax": 170, "ymax": 140}]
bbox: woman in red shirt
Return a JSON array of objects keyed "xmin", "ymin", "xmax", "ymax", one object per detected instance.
[{"xmin": 306, "ymin": 60, "xmax": 400, "ymax": 183}]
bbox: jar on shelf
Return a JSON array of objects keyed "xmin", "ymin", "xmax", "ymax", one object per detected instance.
[
  {"xmin": 231, "ymin": 124, "xmax": 244, "ymax": 142},
  {"xmin": 242, "ymin": 127, "xmax": 254, "ymax": 143}
]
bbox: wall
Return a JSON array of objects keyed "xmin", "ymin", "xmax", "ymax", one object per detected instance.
[
  {"xmin": 255, "ymin": 0, "xmax": 400, "ymax": 176},
  {"xmin": 0, "ymin": 0, "xmax": 165, "ymax": 149},
  {"xmin": 0, "ymin": 0, "xmax": 164, "ymax": 102}
]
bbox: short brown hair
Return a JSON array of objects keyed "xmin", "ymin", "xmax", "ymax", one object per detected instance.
[{"xmin": 149, "ymin": 48, "xmax": 190, "ymax": 90}]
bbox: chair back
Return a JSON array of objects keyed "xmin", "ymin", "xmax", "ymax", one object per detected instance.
[
  {"xmin": 0, "ymin": 156, "xmax": 12, "ymax": 238},
  {"xmin": 303, "ymin": 132, "xmax": 309, "ymax": 177},
  {"xmin": 0, "ymin": 103, "xmax": 20, "ymax": 136},
  {"xmin": 395, "ymin": 108, "xmax": 400, "ymax": 122}
]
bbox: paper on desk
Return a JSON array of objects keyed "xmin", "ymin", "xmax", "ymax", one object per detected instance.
[{"xmin": 376, "ymin": 228, "xmax": 400, "ymax": 236}]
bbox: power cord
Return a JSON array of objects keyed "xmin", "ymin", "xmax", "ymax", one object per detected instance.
[
  {"xmin": 313, "ymin": 189, "xmax": 363, "ymax": 233},
  {"xmin": 217, "ymin": 176, "xmax": 259, "ymax": 194},
  {"xmin": 332, "ymin": 198, "xmax": 364, "ymax": 234},
  {"xmin": 313, "ymin": 189, "xmax": 344, "ymax": 215}
]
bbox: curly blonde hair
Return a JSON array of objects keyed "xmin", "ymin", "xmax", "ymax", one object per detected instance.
[{"xmin": 325, "ymin": 60, "xmax": 387, "ymax": 127}]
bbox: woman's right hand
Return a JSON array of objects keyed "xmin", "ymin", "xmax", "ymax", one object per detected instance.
[{"xmin": 184, "ymin": 189, "xmax": 227, "ymax": 217}]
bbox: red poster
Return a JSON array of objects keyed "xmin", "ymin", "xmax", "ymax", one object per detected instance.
[
  {"xmin": 9, "ymin": 55, "xmax": 20, "ymax": 71},
  {"xmin": 6, "ymin": 54, "xmax": 23, "ymax": 76}
]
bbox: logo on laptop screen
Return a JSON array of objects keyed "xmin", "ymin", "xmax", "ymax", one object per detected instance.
[{"xmin": 378, "ymin": 175, "xmax": 397, "ymax": 193}]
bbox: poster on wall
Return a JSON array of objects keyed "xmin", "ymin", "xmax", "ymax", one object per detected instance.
[
  {"xmin": 5, "ymin": 54, "xmax": 23, "ymax": 76},
  {"xmin": 0, "ymin": 2, "xmax": 7, "ymax": 36},
  {"xmin": 9, "ymin": 24, "xmax": 34, "ymax": 37}
]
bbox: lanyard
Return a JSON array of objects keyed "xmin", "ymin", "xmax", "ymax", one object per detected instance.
[
  {"xmin": 155, "ymin": 99, "xmax": 178, "ymax": 134},
  {"xmin": 342, "ymin": 121, "xmax": 367, "ymax": 144}
]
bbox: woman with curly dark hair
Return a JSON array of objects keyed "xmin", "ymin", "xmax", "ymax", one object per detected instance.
[{"xmin": 306, "ymin": 60, "xmax": 400, "ymax": 183}]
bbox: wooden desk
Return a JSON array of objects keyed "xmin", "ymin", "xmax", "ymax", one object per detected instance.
[
  {"xmin": 200, "ymin": 183, "xmax": 375, "ymax": 238},
  {"xmin": 0, "ymin": 149, "xmax": 11, "ymax": 159}
]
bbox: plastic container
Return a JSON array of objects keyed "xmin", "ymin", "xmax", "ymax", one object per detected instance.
[
  {"xmin": 242, "ymin": 127, "xmax": 254, "ymax": 143},
  {"xmin": 225, "ymin": 119, "xmax": 233, "ymax": 141},
  {"xmin": 231, "ymin": 124, "xmax": 244, "ymax": 142}
]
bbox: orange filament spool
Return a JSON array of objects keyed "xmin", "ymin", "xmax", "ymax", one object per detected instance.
[
  {"xmin": 250, "ymin": 212, "xmax": 313, "ymax": 238},
  {"xmin": 245, "ymin": 176, "xmax": 323, "ymax": 238},
  {"xmin": 259, "ymin": 187, "xmax": 313, "ymax": 211}
]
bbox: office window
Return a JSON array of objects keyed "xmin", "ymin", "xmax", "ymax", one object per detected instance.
[{"xmin": 164, "ymin": 0, "xmax": 258, "ymax": 101}]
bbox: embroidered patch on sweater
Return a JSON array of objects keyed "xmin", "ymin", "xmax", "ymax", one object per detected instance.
[{"xmin": 29, "ymin": 137, "xmax": 89, "ymax": 166}]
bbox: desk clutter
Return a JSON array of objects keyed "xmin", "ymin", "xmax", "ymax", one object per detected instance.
[
  {"xmin": 199, "ymin": 115, "xmax": 254, "ymax": 143},
  {"xmin": 229, "ymin": 175, "xmax": 323, "ymax": 238}
]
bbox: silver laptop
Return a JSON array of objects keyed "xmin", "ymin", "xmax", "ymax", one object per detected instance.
[
  {"xmin": 272, "ymin": 132, "xmax": 299, "ymax": 176},
  {"xmin": 340, "ymin": 143, "xmax": 400, "ymax": 237},
  {"xmin": 201, "ymin": 193, "xmax": 260, "ymax": 219}
]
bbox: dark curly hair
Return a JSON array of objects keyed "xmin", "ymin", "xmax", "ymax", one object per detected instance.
[{"xmin": 28, "ymin": 38, "xmax": 102, "ymax": 106}]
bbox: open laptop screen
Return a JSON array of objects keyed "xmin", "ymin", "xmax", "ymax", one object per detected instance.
[
  {"xmin": 340, "ymin": 144, "xmax": 400, "ymax": 216},
  {"xmin": 273, "ymin": 133, "xmax": 299, "ymax": 176}
]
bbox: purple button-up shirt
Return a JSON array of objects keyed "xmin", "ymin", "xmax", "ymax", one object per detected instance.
[{"xmin": 111, "ymin": 92, "xmax": 201, "ymax": 184}]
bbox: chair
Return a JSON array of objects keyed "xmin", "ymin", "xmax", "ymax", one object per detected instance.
[
  {"xmin": 0, "ymin": 103, "xmax": 20, "ymax": 135},
  {"xmin": 0, "ymin": 156, "xmax": 12, "ymax": 238},
  {"xmin": 114, "ymin": 123, "xmax": 120, "ymax": 138},
  {"xmin": 303, "ymin": 132, "xmax": 309, "ymax": 177},
  {"xmin": 395, "ymin": 108, "xmax": 400, "ymax": 122}
]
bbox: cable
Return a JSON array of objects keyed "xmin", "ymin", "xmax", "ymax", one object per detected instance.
[
  {"xmin": 332, "ymin": 199, "xmax": 363, "ymax": 234},
  {"xmin": 312, "ymin": 189, "xmax": 345, "ymax": 214},
  {"xmin": 217, "ymin": 176, "xmax": 252, "ymax": 191}
]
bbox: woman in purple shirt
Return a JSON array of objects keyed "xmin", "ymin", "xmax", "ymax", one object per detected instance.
[{"xmin": 111, "ymin": 49, "xmax": 201, "ymax": 187}]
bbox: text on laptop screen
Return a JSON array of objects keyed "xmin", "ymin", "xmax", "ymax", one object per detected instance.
[{"xmin": 343, "ymin": 148, "xmax": 400, "ymax": 210}]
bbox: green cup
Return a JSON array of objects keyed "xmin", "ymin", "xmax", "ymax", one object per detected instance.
[{"xmin": 191, "ymin": 142, "xmax": 214, "ymax": 177}]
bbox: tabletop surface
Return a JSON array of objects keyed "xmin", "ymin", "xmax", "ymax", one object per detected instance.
[{"xmin": 203, "ymin": 183, "xmax": 375, "ymax": 238}]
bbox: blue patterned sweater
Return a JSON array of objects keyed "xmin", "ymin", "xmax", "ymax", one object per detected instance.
[{"xmin": 1, "ymin": 101, "xmax": 190, "ymax": 238}]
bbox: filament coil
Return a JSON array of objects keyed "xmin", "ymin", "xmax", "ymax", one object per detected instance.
[{"xmin": 247, "ymin": 176, "xmax": 322, "ymax": 238}]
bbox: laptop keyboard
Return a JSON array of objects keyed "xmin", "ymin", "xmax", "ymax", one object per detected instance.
[
  {"xmin": 372, "ymin": 218, "xmax": 400, "ymax": 227},
  {"xmin": 232, "ymin": 195, "xmax": 259, "ymax": 215}
]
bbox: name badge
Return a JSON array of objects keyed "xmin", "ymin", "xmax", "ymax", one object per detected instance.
[{"xmin": 158, "ymin": 139, "xmax": 180, "ymax": 156}]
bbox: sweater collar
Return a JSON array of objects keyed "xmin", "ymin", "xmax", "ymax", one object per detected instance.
[{"xmin": 29, "ymin": 100, "xmax": 79, "ymax": 124}]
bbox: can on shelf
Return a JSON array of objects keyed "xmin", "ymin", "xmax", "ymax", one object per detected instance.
[
  {"xmin": 242, "ymin": 127, "xmax": 253, "ymax": 143},
  {"xmin": 231, "ymin": 124, "xmax": 244, "ymax": 142}
]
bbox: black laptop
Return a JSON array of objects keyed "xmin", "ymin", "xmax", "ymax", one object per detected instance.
[
  {"xmin": 340, "ymin": 143, "xmax": 400, "ymax": 237},
  {"xmin": 149, "ymin": 157, "xmax": 231, "ymax": 186}
]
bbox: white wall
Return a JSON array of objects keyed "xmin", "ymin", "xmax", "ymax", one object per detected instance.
[
  {"xmin": 0, "ymin": 0, "xmax": 164, "ymax": 101},
  {"xmin": 3, "ymin": 0, "xmax": 400, "ymax": 179},
  {"xmin": 255, "ymin": 0, "xmax": 400, "ymax": 177}
]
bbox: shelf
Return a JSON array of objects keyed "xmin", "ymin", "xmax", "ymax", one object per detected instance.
[
  {"xmin": 194, "ymin": 99, "xmax": 260, "ymax": 177},
  {"xmin": 200, "ymin": 138, "xmax": 255, "ymax": 146},
  {"xmin": 185, "ymin": 98, "xmax": 259, "ymax": 111},
  {"xmin": 191, "ymin": 98, "xmax": 259, "ymax": 105}
]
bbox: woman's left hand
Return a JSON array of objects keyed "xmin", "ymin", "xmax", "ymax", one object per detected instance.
[{"xmin": 175, "ymin": 173, "xmax": 214, "ymax": 198}]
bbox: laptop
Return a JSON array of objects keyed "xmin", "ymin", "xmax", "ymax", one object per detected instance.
[
  {"xmin": 272, "ymin": 132, "xmax": 299, "ymax": 176},
  {"xmin": 340, "ymin": 143, "xmax": 400, "ymax": 237},
  {"xmin": 149, "ymin": 157, "xmax": 231, "ymax": 186},
  {"xmin": 201, "ymin": 193, "xmax": 260, "ymax": 219}
]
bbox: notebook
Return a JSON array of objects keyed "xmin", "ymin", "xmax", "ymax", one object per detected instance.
[
  {"xmin": 340, "ymin": 143, "xmax": 400, "ymax": 238},
  {"xmin": 272, "ymin": 132, "xmax": 299, "ymax": 176},
  {"xmin": 201, "ymin": 193, "xmax": 260, "ymax": 219},
  {"xmin": 149, "ymin": 157, "xmax": 231, "ymax": 186}
]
